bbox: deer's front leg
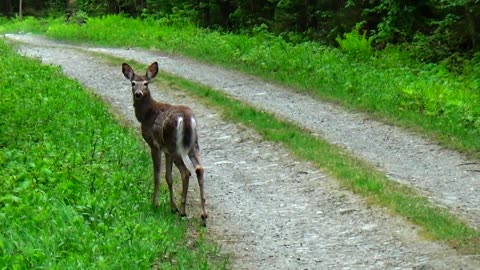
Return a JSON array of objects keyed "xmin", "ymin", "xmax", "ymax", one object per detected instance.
[{"xmin": 151, "ymin": 147, "xmax": 161, "ymax": 208}]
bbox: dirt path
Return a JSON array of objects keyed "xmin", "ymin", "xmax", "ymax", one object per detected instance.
[{"xmin": 4, "ymin": 33, "xmax": 480, "ymax": 269}]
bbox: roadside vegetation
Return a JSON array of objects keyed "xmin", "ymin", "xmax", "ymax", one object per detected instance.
[
  {"xmin": 1, "ymin": 15, "xmax": 479, "ymax": 158},
  {"xmin": 0, "ymin": 40, "xmax": 226, "ymax": 269}
]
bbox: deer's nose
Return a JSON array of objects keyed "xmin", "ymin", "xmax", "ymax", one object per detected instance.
[{"xmin": 134, "ymin": 91, "xmax": 143, "ymax": 99}]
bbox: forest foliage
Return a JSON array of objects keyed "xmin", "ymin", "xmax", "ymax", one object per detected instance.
[{"xmin": 1, "ymin": 0, "xmax": 480, "ymax": 63}]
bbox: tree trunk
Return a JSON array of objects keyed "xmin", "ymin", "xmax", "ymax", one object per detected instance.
[{"xmin": 18, "ymin": 0, "xmax": 22, "ymax": 19}]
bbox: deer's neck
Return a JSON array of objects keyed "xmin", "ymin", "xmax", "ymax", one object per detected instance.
[{"xmin": 133, "ymin": 96, "xmax": 159, "ymax": 124}]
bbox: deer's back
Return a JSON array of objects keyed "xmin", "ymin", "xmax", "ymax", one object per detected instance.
[{"xmin": 151, "ymin": 104, "xmax": 196, "ymax": 155}]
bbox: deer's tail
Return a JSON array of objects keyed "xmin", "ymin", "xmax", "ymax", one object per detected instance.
[{"xmin": 176, "ymin": 115, "xmax": 196, "ymax": 156}]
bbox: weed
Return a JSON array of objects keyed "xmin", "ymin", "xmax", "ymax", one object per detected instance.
[{"xmin": 336, "ymin": 23, "xmax": 373, "ymax": 59}]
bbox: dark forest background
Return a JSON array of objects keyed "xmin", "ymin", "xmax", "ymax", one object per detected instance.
[{"xmin": 2, "ymin": 0, "xmax": 480, "ymax": 62}]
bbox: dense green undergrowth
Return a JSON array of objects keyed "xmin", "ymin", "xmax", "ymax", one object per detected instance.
[
  {"xmin": 0, "ymin": 40, "xmax": 224, "ymax": 269},
  {"xmin": 1, "ymin": 15, "xmax": 480, "ymax": 157}
]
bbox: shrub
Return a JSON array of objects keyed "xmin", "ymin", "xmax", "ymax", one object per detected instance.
[{"xmin": 336, "ymin": 23, "xmax": 374, "ymax": 59}]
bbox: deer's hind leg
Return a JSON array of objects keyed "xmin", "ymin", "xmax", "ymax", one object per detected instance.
[
  {"xmin": 173, "ymin": 156, "xmax": 191, "ymax": 217},
  {"xmin": 165, "ymin": 154, "xmax": 178, "ymax": 213},
  {"xmin": 188, "ymin": 145, "xmax": 207, "ymax": 224}
]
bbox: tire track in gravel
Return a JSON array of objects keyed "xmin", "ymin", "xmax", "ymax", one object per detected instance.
[{"xmin": 4, "ymin": 34, "xmax": 480, "ymax": 269}]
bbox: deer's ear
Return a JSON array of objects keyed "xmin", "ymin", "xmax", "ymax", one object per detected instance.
[
  {"xmin": 122, "ymin": 63, "xmax": 135, "ymax": 80},
  {"xmin": 146, "ymin": 62, "xmax": 158, "ymax": 80}
]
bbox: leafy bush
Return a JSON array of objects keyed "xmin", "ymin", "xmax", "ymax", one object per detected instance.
[{"xmin": 336, "ymin": 24, "xmax": 373, "ymax": 59}]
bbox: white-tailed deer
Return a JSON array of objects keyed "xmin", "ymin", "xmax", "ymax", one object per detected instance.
[{"xmin": 122, "ymin": 62, "xmax": 207, "ymax": 225}]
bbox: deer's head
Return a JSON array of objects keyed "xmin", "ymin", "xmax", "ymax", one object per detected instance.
[{"xmin": 122, "ymin": 62, "xmax": 159, "ymax": 100}]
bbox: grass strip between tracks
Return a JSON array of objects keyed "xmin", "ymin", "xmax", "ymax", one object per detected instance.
[{"xmin": 113, "ymin": 59, "xmax": 480, "ymax": 255}]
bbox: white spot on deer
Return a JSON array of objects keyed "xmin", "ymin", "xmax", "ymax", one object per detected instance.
[
  {"xmin": 191, "ymin": 117, "xmax": 197, "ymax": 130},
  {"xmin": 176, "ymin": 116, "xmax": 186, "ymax": 156}
]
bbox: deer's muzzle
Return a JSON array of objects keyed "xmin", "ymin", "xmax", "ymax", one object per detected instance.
[{"xmin": 134, "ymin": 91, "xmax": 143, "ymax": 99}]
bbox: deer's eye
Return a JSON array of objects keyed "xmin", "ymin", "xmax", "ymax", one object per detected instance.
[
  {"xmin": 143, "ymin": 82, "xmax": 149, "ymax": 87},
  {"xmin": 131, "ymin": 81, "xmax": 136, "ymax": 86}
]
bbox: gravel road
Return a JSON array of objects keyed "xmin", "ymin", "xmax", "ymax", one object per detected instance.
[{"xmin": 4, "ymin": 33, "xmax": 480, "ymax": 269}]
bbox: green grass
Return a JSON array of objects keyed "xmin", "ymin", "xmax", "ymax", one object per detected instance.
[
  {"xmin": 0, "ymin": 40, "xmax": 226, "ymax": 269},
  {"xmin": 0, "ymin": 16, "xmax": 54, "ymax": 34}
]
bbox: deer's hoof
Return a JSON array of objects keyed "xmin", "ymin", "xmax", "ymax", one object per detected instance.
[{"xmin": 200, "ymin": 215, "xmax": 207, "ymax": 227}]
